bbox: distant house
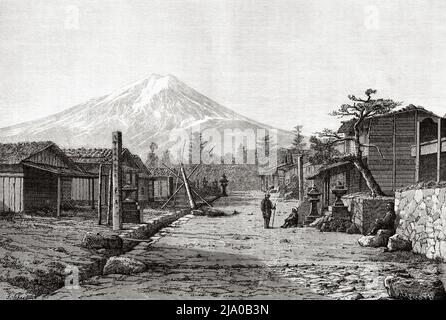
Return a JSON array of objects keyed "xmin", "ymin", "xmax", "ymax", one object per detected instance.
[
  {"xmin": 64, "ymin": 148, "xmax": 145, "ymax": 207},
  {"xmin": 0, "ymin": 141, "xmax": 91, "ymax": 214},
  {"xmin": 307, "ymin": 105, "xmax": 446, "ymax": 208},
  {"xmin": 132, "ymin": 154, "xmax": 151, "ymax": 206},
  {"xmin": 259, "ymin": 148, "xmax": 295, "ymax": 190},
  {"xmin": 146, "ymin": 167, "xmax": 174, "ymax": 201}
]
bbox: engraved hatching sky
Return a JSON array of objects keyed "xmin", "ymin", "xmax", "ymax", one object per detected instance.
[{"xmin": 0, "ymin": 0, "xmax": 445, "ymax": 135}]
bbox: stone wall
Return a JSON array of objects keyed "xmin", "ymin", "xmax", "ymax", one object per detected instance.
[
  {"xmin": 395, "ymin": 187, "xmax": 446, "ymax": 261},
  {"xmin": 342, "ymin": 192, "xmax": 394, "ymax": 235}
]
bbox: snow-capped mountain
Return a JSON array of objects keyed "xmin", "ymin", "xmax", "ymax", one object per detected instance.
[{"xmin": 0, "ymin": 74, "xmax": 293, "ymax": 159}]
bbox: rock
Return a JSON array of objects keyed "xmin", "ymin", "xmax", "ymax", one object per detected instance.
[
  {"xmin": 384, "ymin": 275, "xmax": 446, "ymax": 300},
  {"xmin": 81, "ymin": 233, "xmax": 105, "ymax": 249},
  {"xmin": 349, "ymin": 293, "xmax": 364, "ymax": 300},
  {"xmin": 375, "ymin": 229, "xmax": 394, "ymax": 247},
  {"xmin": 280, "ymin": 239, "xmax": 290, "ymax": 243},
  {"xmin": 191, "ymin": 209, "xmax": 205, "ymax": 216},
  {"xmin": 205, "ymin": 208, "xmax": 226, "ymax": 217},
  {"xmin": 387, "ymin": 234, "xmax": 412, "ymax": 252},
  {"xmin": 103, "ymin": 256, "xmax": 147, "ymax": 275},
  {"xmin": 359, "ymin": 229, "xmax": 394, "ymax": 247},
  {"xmin": 81, "ymin": 233, "xmax": 123, "ymax": 250},
  {"xmin": 358, "ymin": 235, "xmax": 376, "ymax": 247},
  {"xmin": 309, "ymin": 216, "xmax": 326, "ymax": 228},
  {"xmin": 102, "ymin": 234, "xmax": 123, "ymax": 249}
]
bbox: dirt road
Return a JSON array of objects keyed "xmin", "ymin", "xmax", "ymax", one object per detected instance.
[{"xmin": 45, "ymin": 191, "xmax": 439, "ymax": 300}]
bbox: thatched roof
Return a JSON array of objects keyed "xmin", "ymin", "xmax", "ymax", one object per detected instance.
[
  {"xmin": 63, "ymin": 147, "xmax": 131, "ymax": 164},
  {"xmin": 0, "ymin": 141, "xmax": 54, "ymax": 164}
]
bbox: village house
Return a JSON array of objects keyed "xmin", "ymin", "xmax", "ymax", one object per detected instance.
[
  {"xmin": 260, "ymin": 148, "xmax": 297, "ymax": 190},
  {"xmin": 146, "ymin": 167, "xmax": 174, "ymax": 201},
  {"xmin": 132, "ymin": 154, "xmax": 151, "ymax": 207},
  {"xmin": 307, "ymin": 105, "xmax": 446, "ymax": 208},
  {"xmin": 63, "ymin": 147, "xmax": 147, "ymax": 208},
  {"xmin": 0, "ymin": 141, "xmax": 92, "ymax": 215}
]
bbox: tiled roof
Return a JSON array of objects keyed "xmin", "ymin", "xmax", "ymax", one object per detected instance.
[{"xmin": 147, "ymin": 167, "xmax": 176, "ymax": 177}]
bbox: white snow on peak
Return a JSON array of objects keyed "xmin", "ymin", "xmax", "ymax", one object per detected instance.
[{"xmin": 0, "ymin": 73, "xmax": 293, "ymax": 155}]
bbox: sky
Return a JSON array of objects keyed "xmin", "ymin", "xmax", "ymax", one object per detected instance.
[{"xmin": 1, "ymin": 0, "xmax": 446, "ymax": 136}]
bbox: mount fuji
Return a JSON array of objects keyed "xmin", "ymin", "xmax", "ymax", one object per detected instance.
[{"xmin": 0, "ymin": 74, "xmax": 293, "ymax": 159}]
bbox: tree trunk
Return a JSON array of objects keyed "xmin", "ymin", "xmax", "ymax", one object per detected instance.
[
  {"xmin": 352, "ymin": 158, "xmax": 385, "ymax": 197},
  {"xmin": 352, "ymin": 117, "xmax": 385, "ymax": 197}
]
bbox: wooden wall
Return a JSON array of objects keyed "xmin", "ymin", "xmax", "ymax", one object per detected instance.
[
  {"xmin": 394, "ymin": 113, "xmax": 416, "ymax": 187},
  {"xmin": 0, "ymin": 174, "xmax": 24, "ymax": 213},
  {"xmin": 23, "ymin": 166, "xmax": 57, "ymax": 210},
  {"xmin": 71, "ymin": 177, "xmax": 109, "ymax": 203},
  {"xmin": 368, "ymin": 112, "xmax": 416, "ymax": 193},
  {"xmin": 27, "ymin": 147, "xmax": 68, "ymax": 168},
  {"xmin": 368, "ymin": 116, "xmax": 394, "ymax": 193},
  {"xmin": 153, "ymin": 177, "xmax": 170, "ymax": 199},
  {"xmin": 138, "ymin": 177, "xmax": 150, "ymax": 202}
]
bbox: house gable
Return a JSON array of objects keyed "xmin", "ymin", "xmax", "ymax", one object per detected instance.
[{"xmin": 25, "ymin": 145, "xmax": 80, "ymax": 170}]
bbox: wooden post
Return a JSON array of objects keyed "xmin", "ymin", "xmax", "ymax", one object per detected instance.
[
  {"xmin": 56, "ymin": 172, "xmax": 62, "ymax": 218},
  {"xmin": 97, "ymin": 164, "xmax": 103, "ymax": 225},
  {"xmin": 135, "ymin": 171, "xmax": 139, "ymax": 202},
  {"xmin": 415, "ymin": 111, "xmax": 420, "ymax": 182},
  {"xmin": 90, "ymin": 178, "xmax": 95, "ymax": 209},
  {"xmin": 112, "ymin": 131, "xmax": 123, "ymax": 230},
  {"xmin": 392, "ymin": 115, "xmax": 396, "ymax": 190},
  {"xmin": 180, "ymin": 164, "xmax": 196, "ymax": 209},
  {"xmin": 107, "ymin": 167, "xmax": 113, "ymax": 225},
  {"xmin": 437, "ymin": 117, "xmax": 442, "ymax": 183},
  {"xmin": 297, "ymin": 155, "xmax": 304, "ymax": 201}
]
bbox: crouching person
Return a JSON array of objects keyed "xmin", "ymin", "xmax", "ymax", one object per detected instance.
[
  {"xmin": 281, "ymin": 207, "xmax": 299, "ymax": 228},
  {"xmin": 367, "ymin": 202, "xmax": 396, "ymax": 236}
]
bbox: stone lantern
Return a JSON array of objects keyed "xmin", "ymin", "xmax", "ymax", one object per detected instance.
[
  {"xmin": 332, "ymin": 181, "xmax": 348, "ymax": 206},
  {"xmin": 305, "ymin": 186, "xmax": 322, "ymax": 224},
  {"xmin": 329, "ymin": 181, "xmax": 350, "ymax": 219},
  {"xmin": 219, "ymin": 173, "xmax": 229, "ymax": 196}
]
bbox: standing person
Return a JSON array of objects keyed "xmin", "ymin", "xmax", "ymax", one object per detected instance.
[{"xmin": 260, "ymin": 193, "xmax": 275, "ymax": 229}]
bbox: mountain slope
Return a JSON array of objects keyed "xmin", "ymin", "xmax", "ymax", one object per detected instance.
[{"xmin": 0, "ymin": 74, "xmax": 293, "ymax": 159}]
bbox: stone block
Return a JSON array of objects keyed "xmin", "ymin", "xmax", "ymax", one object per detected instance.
[
  {"xmin": 387, "ymin": 234, "xmax": 412, "ymax": 252},
  {"xmin": 358, "ymin": 229, "xmax": 393, "ymax": 248},
  {"xmin": 81, "ymin": 233, "xmax": 123, "ymax": 250},
  {"xmin": 103, "ymin": 256, "xmax": 147, "ymax": 275},
  {"xmin": 384, "ymin": 276, "xmax": 446, "ymax": 300}
]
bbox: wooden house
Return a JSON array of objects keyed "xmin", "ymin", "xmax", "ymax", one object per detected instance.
[
  {"xmin": 259, "ymin": 148, "xmax": 297, "ymax": 190},
  {"xmin": 146, "ymin": 167, "xmax": 174, "ymax": 201},
  {"xmin": 63, "ymin": 148, "xmax": 144, "ymax": 207},
  {"xmin": 132, "ymin": 154, "xmax": 151, "ymax": 206},
  {"xmin": 0, "ymin": 141, "xmax": 91, "ymax": 214},
  {"xmin": 307, "ymin": 105, "xmax": 446, "ymax": 207}
]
